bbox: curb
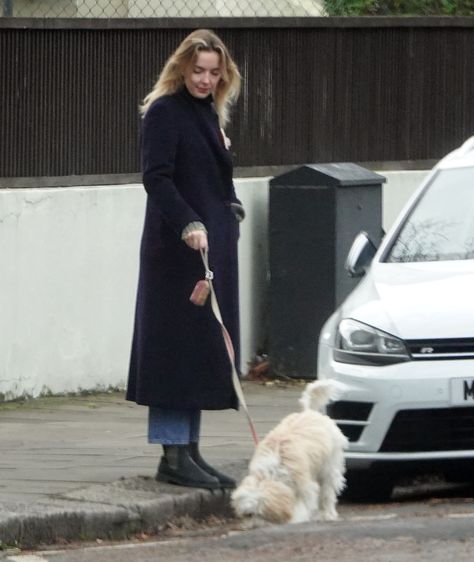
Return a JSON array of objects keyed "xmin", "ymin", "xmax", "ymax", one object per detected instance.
[{"xmin": 0, "ymin": 463, "xmax": 245, "ymax": 549}]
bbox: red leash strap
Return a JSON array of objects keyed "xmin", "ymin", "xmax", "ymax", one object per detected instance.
[{"xmin": 199, "ymin": 248, "xmax": 259, "ymax": 446}]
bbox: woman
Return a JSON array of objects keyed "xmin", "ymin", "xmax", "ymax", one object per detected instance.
[{"xmin": 126, "ymin": 29, "xmax": 244, "ymax": 490}]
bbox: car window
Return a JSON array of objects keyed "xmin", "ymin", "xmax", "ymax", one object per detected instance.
[{"xmin": 385, "ymin": 167, "xmax": 474, "ymax": 263}]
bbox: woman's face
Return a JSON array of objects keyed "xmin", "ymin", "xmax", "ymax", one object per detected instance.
[{"xmin": 184, "ymin": 51, "xmax": 222, "ymax": 99}]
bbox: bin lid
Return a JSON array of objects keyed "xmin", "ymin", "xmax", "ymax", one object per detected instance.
[{"xmin": 270, "ymin": 162, "xmax": 386, "ymax": 188}]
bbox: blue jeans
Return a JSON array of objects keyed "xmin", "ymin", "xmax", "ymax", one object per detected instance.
[{"xmin": 148, "ymin": 407, "xmax": 201, "ymax": 445}]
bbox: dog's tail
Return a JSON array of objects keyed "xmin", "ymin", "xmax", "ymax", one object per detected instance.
[{"xmin": 299, "ymin": 380, "xmax": 345, "ymax": 412}]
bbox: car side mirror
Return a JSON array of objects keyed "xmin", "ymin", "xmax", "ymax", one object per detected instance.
[{"xmin": 345, "ymin": 231, "xmax": 377, "ymax": 278}]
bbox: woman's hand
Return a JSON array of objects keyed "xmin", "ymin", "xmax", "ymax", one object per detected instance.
[{"xmin": 183, "ymin": 229, "xmax": 208, "ymax": 251}]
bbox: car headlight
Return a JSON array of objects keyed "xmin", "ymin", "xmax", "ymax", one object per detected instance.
[{"xmin": 334, "ymin": 319, "xmax": 410, "ymax": 366}]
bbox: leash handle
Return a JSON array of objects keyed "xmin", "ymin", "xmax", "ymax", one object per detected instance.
[{"xmin": 199, "ymin": 248, "xmax": 259, "ymax": 446}]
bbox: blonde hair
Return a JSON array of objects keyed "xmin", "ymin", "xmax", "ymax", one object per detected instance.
[{"xmin": 140, "ymin": 29, "xmax": 241, "ymax": 127}]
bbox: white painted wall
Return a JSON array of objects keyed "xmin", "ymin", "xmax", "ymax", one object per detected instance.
[
  {"xmin": 234, "ymin": 179, "xmax": 270, "ymax": 374},
  {"xmin": 0, "ymin": 170, "xmax": 427, "ymax": 401},
  {"xmin": 0, "ymin": 185, "xmax": 144, "ymax": 400}
]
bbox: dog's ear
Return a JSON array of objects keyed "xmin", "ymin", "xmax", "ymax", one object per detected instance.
[{"xmin": 259, "ymin": 481, "xmax": 295, "ymax": 524}]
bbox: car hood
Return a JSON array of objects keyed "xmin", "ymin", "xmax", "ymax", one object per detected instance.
[{"xmin": 341, "ymin": 260, "xmax": 474, "ymax": 340}]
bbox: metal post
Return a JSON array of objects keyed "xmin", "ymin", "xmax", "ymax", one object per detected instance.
[{"xmin": 3, "ymin": 0, "xmax": 13, "ymax": 17}]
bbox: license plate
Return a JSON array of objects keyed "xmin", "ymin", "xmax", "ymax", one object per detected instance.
[{"xmin": 450, "ymin": 377, "xmax": 474, "ymax": 405}]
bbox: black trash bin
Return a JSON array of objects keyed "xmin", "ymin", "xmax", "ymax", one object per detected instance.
[{"xmin": 268, "ymin": 163, "xmax": 386, "ymax": 379}]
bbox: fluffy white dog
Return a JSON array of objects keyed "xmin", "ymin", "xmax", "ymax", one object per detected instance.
[{"xmin": 231, "ymin": 380, "xmax": 348, "ymax": 525}]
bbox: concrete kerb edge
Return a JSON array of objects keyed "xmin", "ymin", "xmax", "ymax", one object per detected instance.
[{"xmin": 0, "ymin": 478, "xmax": 235, "ymax": 549}]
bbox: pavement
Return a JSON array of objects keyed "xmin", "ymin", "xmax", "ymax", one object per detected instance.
[{"xmin": 0, "ymin": 380, "xmax": 304, "ymax": 549}]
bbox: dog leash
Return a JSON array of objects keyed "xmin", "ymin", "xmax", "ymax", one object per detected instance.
[{"xmin": 199, "ymin": 248, "xmax": 259, "ymax": 446}]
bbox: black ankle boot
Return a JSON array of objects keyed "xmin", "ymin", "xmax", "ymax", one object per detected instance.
[
  {"xmin": 156, "ymin": 445, "xmax": 220, "ymax": 490},
  {"xmin": 189, "ymin": 442, "xmax": 236, "ymax": 489}
]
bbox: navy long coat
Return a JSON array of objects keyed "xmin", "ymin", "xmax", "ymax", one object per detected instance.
[{"xmin": 126, "ymin": 87, "xmax": 240, "ymax": 411}]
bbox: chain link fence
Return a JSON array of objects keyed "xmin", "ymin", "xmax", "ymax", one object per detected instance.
[{"xmin": 1, "ymin": 0, "xmax": 325, "ymax": 18}]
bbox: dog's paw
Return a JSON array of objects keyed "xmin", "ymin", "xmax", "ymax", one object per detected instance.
[{"xmin": 318, "ymin": 510, "xmax": 339, "ymax": 522}]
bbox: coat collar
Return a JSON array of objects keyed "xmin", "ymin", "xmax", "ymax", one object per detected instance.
[
  {"xmin": 176, "ymin": 87, "xmax": 233, "ymax": 169},
  {"xmin": 179, "ymin": 85, "xmax": 214, "ymax": 107}
]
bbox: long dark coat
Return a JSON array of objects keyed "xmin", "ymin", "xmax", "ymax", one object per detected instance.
[{"xmin": 126, "ymin": 87, "xmax": 240, "ymax": 411}]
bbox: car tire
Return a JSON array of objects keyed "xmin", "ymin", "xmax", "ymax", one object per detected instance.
[{"xmin": 343, "ymin": 470, "xmax": 393, "ymax": 503}]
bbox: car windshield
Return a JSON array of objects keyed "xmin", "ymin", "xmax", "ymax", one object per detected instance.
[{"xmin": 385, "ymin": 167, "xmax": 474, "ymax": 262}]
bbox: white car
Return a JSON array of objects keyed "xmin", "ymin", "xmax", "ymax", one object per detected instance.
[{"xmin": 318, "ymin": 137, "xmax": 474, "ymax": 499}]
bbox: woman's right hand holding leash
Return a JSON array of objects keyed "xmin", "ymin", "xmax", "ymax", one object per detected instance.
[{"xmin": 184, "ymin": 229, "xmax": 208, "ymax": 251}]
